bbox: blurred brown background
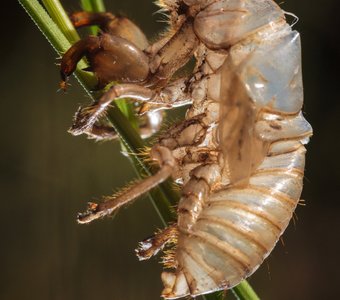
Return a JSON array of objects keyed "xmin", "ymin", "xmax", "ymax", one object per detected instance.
[{"xmin": 1, "ymin": 1, "xmax": 339, "ymax": 299}]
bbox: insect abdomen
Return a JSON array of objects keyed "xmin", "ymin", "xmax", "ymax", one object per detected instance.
[{"xmin": 162, "ymin": 141, "xmax": 310, "ymax": 298}]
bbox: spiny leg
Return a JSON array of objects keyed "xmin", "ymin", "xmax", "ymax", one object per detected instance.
[
  {"xmin": 61, "ymin": 11, "xmax": 200, "ymax": 135},
  {"xmin": 77, "ymin": 145, "xmax": 176, "ymax": 224},
  {"xmin": 136, "ymin": 223, "xmax": 178, "ymax": 261},
  {"xmin": 82, "ymin": 111, "xmax": 165, "ymax": 141},
  {"xmin": 69, "ymin": 79, "xmax": 191, "ymax": 136},
  {"xmin": 76, "ymin": 109, "xmax": 164, "ymax": 141},
  {"xmin": 146, "ymin": 19, "xmax": 199, "ymax": 88},
  {"xmin": 69, "ymin": 84, "xmax": 153, "ymax": 135},
  {"xmin": 60, "ymin": 11, "xmax": 153, "ymax": 137},
  {"xmin": 61, "ymin": 19, "xmax": 162, "ymax": 140}
]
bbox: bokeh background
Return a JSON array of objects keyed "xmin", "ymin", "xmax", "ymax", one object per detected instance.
[{"xmin": 1, "ymin": 0, "xmax": 339, "ymax": 299}]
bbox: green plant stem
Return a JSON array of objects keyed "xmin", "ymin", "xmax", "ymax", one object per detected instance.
[
  {"xmin": 42, "ymin": 0, "xmax": 80, "ymax": 45},
  {"xmin": 19, "ymin": 0, "xmax": 260, "ymax": 299},
  {"xmin": 232, "ymin": 281, "xmax": 260, "ymax": 300},
  {"xmin": 91, "ymin": 0, "xmax": 105, "ymax": 12},
  {"xmin": 81, "ymin": 0, "xmax": 106, "ymax": 12},
  {"xmin": 80, "ymin": 0, "xmax": 93, "ymax": 11},
  {"xmin": 19, "ymin": 0, "xmax": 70, "ymax": 55}
]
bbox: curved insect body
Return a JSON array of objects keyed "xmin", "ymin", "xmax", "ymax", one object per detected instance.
[
  {"xmin": 60, "ymin": 0, "xmax": 312, "ymax": 298},
  {"xmin": 160, "ymin": 5, "xmax": 312, "ymax": 296}
]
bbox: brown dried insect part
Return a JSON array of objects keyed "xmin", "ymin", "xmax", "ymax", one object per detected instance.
[{"xmin": 61, "ymin": 0, "xmax": 313, "ymax": 298}]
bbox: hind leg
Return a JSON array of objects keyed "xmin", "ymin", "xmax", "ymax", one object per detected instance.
[{"xmin": 136, "ymin": 224, "xmax": 178, "ymax": 262}]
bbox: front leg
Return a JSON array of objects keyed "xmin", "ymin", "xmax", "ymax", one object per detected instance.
[
  {"xmin": 60, "ymin": 34, "xmax": 150, "ymax": 89},
  {"xmin": 69, "ymin": 78, "xmax": 191, "ymax": 136},
  {"xmin": 73, "ymin": 109, "xmax": 165, "ymax": 141}
]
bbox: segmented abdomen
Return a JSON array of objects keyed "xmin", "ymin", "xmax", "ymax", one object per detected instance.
[
  {"xmin": 162, "ymin": 11, "xmax": 313, "ymax": 299},
  {"xmin": 174, "ymin": 140, "xmax": 309, "ymax": 296}
]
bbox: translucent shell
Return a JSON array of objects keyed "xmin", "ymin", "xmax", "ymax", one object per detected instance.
[{"xmin": 161, "ymin": 1, "xmax": 312, "ymax": 298}]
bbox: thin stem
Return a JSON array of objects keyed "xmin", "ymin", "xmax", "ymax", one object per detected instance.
[
  {"xmin": 42, "ymin": 0, "xmax": 80, "ymax": 45},
  {"xmin": 80, "ymin": 0, "xmax": 93, "ymax": 11},
  {"xmin": 91, "ymin": 0, "xmax": 106, "ymax": 12},
  {"xmin": 19, "ymin": 0, "xmax": 71, "ymax": 55},
  {"xmin": 232, "ymin": 281, "xmax": 261, "ymax": 300},
  {"xmin": 81, "ymin": 0, "xmax": 106, "ymax": 12}
]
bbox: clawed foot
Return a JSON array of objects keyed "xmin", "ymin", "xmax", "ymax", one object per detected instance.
[
  {"xmin": 69, "ymin": 104, "xmax": 105, "ymax": 136},
  {"xmin": 135, "ymin": 224, "xmax": 178, "ymax": 261},
  {"xmin": 136, "ymin": 235, "xmax": 164, "ymax": 261},
  {"xmin": 77, "ymin": 202, "xmax": 104, "ymax": 224}
]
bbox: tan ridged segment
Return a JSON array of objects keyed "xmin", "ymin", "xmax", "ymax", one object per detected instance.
[
  {"xmin": 198, "ymin": 216, "xmax": 269, "ymax": 253},
  {"xmin": 248, "ymin": 185, "xmax": 298, "ymax": 207},
  {"xmin": 254, "ymin": 167, "xmax": 304, "ymax": 176},
  {"xmin": 184, "ymin": 229, "xmax": 252, "ymax": 272},
  {"xmin": 181, "ymin": 247, "xmax": 223, "ymax": 286},
  {"xmin": 209, "ymin": 200, "xmax": 283, "ymax": 232}
]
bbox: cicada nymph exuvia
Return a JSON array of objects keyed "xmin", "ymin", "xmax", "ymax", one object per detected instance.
[{"xmin": 60, "ymin": 0, "xmax": 312, "ymax": 298}]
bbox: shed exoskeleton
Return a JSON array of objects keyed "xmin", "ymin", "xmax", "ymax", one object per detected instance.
[{"xmin": 61, "ymin": 0, "xmax": 312, "ymax": 298}]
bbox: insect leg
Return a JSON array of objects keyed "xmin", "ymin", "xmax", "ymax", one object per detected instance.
[
  {"xmin": 135, "ymin": 223, "xmax": 178, "ymax": 261},
  {"xmin": 70, "ymin": 79, "xmax": 191, "ymax": 136},
  {"xmin": 70, "ymin": 11, "xmax": 113, "ymax": 29},
  {"xmin": 146, "ymin": 20, "xmax": 199, "ymax": 88},
  {"xmin": 84, "ymin": 123, "xmax": 118, "ymax": 141},
  {"xmin": 60, "ymin": 35, "xmax": 100, "ymax": 88},
  {"xmin": 60, "ymin": 33, "xmax": 149, "ymax": 89},
  {"xmin": 77, "ymin": 145, "xmax": 176, "ymax": 224},
  {"xmin": 70, "ymin": 11, "xmax": 149, "ymax": 50},
  {"xmin": 79, "ymin": 112, "xmax": 164, "ymax": 141},
  {"xmin": 74, "ymin": 110, "xmax": 164, "ymax": 141}
]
